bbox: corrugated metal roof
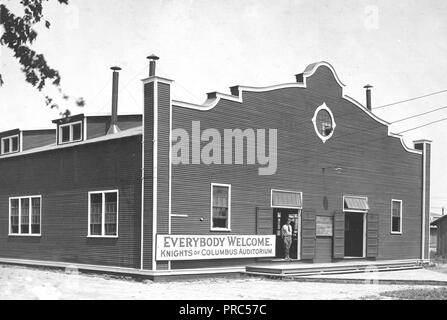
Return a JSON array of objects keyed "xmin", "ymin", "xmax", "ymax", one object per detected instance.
[{"xmin": 0, "ymin": 126, "xmax": 142, "ymax": 160}]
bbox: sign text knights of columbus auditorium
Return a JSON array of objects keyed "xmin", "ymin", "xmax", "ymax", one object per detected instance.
[{"xmin": 156, "ymin": 235, "xmax": 276, "ymax": 261}]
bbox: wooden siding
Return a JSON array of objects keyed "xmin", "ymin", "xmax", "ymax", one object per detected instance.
[
  {"xmin": 333, "ymin": 211, "xmax": 344, "ymax": 259},
  {"xmin": 169, "ymin": 64, "xmax": 424, "ymax": 268},
  {"xmin": 256, "ymin": 207, "xmax": 273, "ymax": 235},
  {"xmin": 424, "ymin": 144, "xmax": 431, "ymax": 257},
  {"xmin": 87, "ymin": 115, "xmax": 142, "ymax": 140},
  {"xmin": 301, "ymin": 209, "xmax": 316, "ymax": 260},
  {"xmin": 22, "ymin": 130, "xmax": 56, "ymax": 150},
  {"xmin": 155, "ymin": 82, "xmax": 171, "ymax": 270},
  {"xmin": 366, "ymin": 211, "xmax": 379, "ymax": 257},
  {"xmin": 0, "ymin": 136, "xmax": 142, "ymax": 268},
  {"xmin": 0, "ymin": 129, "xmax": 20, "ymax": 141},
  {"xmin": 315, "ymin": 237, "xmax": 332, "ymax": 262},
  {"xmin": 437, "ymin": 218, "xmax": 447, "ymax": 256}
]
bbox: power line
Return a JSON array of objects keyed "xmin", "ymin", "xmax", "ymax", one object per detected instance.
[
  {"xmin": 243, "ymin": 92, "xmax": 447, "ymax": 133},
  {"xmin": 86, "ymin": 78, "xmax": 112, "ymax": 110},
  {"xmin": 97, "ymin": 64, "xmax": 147, "ymax": 113},
  {"xmin": 391, "ymin": 105, "xmax": 447, "ymax": 124},
  {"xmin": 248, "ymin": 91, "xmax": 447, "ymax": 136},
  {"xmin": 398, "ymin": 116, "xmax": 447, "ymax": 134},
  {"xmin": 373, "ymin": 89, "xmax": 447, "ymax": 110},
  {"xmin": 158, "ymin": 65, "xmax": 203, "ymax": 103},
  {"xmin": 193, "ymin": 99, "xmax": 447, "ymax": 173},
  {"xmin": 168, "ymin": 90, "xmax": 440, "ymax": 170}
]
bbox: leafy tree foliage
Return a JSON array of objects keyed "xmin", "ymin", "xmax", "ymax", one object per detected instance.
[{"xmin": 0, "ymin": 0, "xmax": 83, "ymax": 114}]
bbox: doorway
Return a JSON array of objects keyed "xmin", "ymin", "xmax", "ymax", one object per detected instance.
[
  {"xmin": 344, "ymin": 212, "xmax": 365, "ymax": 257},
  {"xmin": 273, "ymin": 208, "xmax": 300, "ymax": 259}
]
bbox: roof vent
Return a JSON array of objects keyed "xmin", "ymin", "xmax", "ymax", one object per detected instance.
[
  {"xmin": 147, "ymin": 54, "xmax": 159, "ymax": 77},
  {"xmin": 364, "ymin": 84, "xmax": 373, "ymax": 111}
]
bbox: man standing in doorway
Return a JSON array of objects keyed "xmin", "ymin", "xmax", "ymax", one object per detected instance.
[{"xmin": 281, "ymin": 217, "xmax": 293, "ymax": 261}]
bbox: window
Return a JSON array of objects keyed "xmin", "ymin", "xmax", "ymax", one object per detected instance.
[
  {"xmin": 9, "ymin": 196, "xmax": 41, "ymax": 236},
  {"xmin": 88, "ymin": 190, "xmax": 118, "ymax": 237},
  {"xmin": 1, "ymin": 135, "xmax": 19, "ymax": 154},
  {"xmin": 312, "ymin": 102, "xmax": 336, "ymax": 143},
  {"xmin": 316, "ymin": 109, "xmax": 333, "ymax": 136},
  {"xmin": 211, "ymin": 184, "xmax": 231, "ymax": 231},
  {"xmin": 59, "ymin": 121, "xmax": 82, "ymax": 144},
  {"xmin": 391, "ymin": 199, "xmax": 402, "ymax": 234}
]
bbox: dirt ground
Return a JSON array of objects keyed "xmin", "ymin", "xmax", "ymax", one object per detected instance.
[
  {"xmin": 0, "ymin": 264, "xmax": 444, "ymax": 300},
  {"xmin": 428, "ymin": 262, "xmax": 447, "ymax": 274}
]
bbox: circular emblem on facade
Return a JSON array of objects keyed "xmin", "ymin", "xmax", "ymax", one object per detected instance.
[{"xmin": 312, "ymin": 102, "xmax": 336, "ymax": 143}]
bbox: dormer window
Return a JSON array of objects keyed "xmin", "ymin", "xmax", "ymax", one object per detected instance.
[
  {"xmin": 1, "ymin": 135, "xmax": 19, "ymax": 155},
  {"xmin": 59, "ymin": 121, "xmax": 83, "ymax": 144}
]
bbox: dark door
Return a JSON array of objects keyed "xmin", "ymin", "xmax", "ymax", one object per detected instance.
[
  {"xmin": 273, "ymin": 208, "xmax": 298, "ymax": 259},
  {"xmin": 344, "ymin": 212, "xmax": 364, "ymax": 257}
]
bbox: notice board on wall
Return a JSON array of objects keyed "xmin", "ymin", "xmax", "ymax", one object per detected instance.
[{"xmin": 316, "ymin": 216, "xmax": 333, "ymax": 236}]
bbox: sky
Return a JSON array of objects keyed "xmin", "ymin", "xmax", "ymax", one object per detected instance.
[{"xmin": 1, "ymin": 0, "xmax": 447, "ymax": 213}]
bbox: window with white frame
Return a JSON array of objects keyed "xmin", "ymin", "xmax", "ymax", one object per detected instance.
[
  {"xmin": 88, "ymin": 190, "xmax": 118, "ymax": 237},
  {"xmin": 211, "ymin": 184, "xmax": 231, "ymax": 230},
  {"xmin": 9, "ymin": 196, "xmax": 41, "ymax": 235},
  {"xmin": 59, "ymin": 121, "xmax": 82, "ymax": 144},
  {"xmin": 1, "ymin": 135, "xmax": 19, "ymax": 154},
  {"xmin": 312, "ymin": 103, "xmax": 336, "ymax": 143},
  {"xmin": 391, "ymin": 199, "xmax": 402, "ymax": 233}
]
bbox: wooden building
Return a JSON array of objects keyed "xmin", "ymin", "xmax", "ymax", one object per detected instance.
[
  {"xmin": 0, "ymin": 57, "xmax": 431, "ymax": 274},
  {"xmin": 430, "ymin": 211, "xmax": 443, "ymax": 253},
  {"xmin": 431, "ymin": 214, "xmax": 447, "ymax": 257}
]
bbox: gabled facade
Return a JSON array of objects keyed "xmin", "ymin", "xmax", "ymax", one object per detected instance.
[{"xmin": 0, "ymin": 57, "xmax": 431, "ymax": 274}]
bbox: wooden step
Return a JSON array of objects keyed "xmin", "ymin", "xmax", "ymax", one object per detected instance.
[
  {"xmin": 245, "ymin": 261, "xmax": 423, "ymax": 277},
  {"xmin": 246, "ymin": 264, "xmax": 418, "ymax": 275}
]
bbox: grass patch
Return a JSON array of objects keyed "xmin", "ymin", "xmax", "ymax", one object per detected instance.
[{"xmin": 379, "ymin": 287, "xmax": 447, "ymax": 300}]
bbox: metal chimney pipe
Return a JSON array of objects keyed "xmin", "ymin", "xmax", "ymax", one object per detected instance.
[
  {"xmin": 364, "ymin": 84, "xmax": 373, "ymax": 111},
  {"xmin": 107, "ymin": 66, "xmax": 121, "ymax": 134},
  {"xmin": 147, "ymin": 54, "xmax": 159, "ymax": 77}
]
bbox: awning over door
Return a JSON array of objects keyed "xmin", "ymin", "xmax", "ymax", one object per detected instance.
[
  {"xmin": 271, "ymin": 190, "xmax": 302, "ymax": 208},
  {"xmin": 344, "ymin": 196, "xmax": 369, "ymax": 211}
]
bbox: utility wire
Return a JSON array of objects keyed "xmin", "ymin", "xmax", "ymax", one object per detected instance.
[
  {"xmin": 187, "ymin": 97, "xmax": 447, "ymax": 173},
  {"xmin": 157, "ymin": 65, "xmax": 203, "ymax": 103},
  {"xmin": 390, "ymin": 105, "xmax": 447, "ymax": 124},
  {"xmin": 97, "ymin": 64, "xmax": 147, "ymax": 113},
  {"xmin": 373, "ymin": 89, "xmax": 447, "ymax": 110},
  {"xmin": 397, "ymin": 116, "xmax": 447, "ymax": 134},
  {"xmin": 243, "ymin": 92, "xmax": 447, "ymax": 132}
]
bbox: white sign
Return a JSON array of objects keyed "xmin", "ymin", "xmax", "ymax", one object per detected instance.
[{"xmin": 156, "ymin": 234, "xmax": 276, "ymax": 261}]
